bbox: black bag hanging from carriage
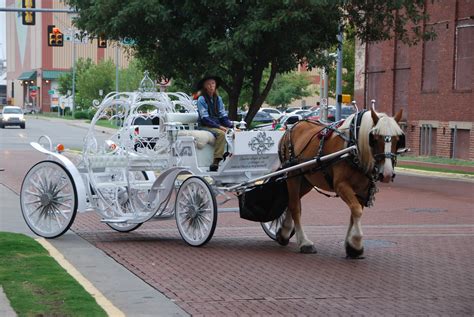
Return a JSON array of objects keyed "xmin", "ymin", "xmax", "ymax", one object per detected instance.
[{"xmin": 238, "ymin": 176, "xmax": 288, "ymax": 222}]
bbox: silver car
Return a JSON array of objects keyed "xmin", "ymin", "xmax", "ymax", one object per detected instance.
[{"xmin": 0, "ymin": 106, "xmax": 26, "ymax": 129}]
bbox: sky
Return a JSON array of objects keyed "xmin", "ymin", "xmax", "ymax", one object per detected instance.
[{"xmin": 0, "ymin": 0, "xmax": 6, "ymax": 60}]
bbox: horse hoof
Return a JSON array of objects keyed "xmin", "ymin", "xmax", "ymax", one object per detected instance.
[
  {"xmin": 345, "ymin": 242, "xmax": 364, "ymax": 259},
  {"xmin": 276, "ymin": 228, "xmax": 290, "ymax": 246},
  {"xmin": 300, "ymin": 244, "xmax": 317, "ymax": 254}
]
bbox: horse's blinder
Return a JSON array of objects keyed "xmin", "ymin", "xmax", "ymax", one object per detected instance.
[{"xmin": 370, "ymin": 133, "xmax": 406, "ymax": 168}]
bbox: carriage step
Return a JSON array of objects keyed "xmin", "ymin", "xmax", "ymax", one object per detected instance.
[
  {"xmin": 94, "ymin": 180, "xmax": 155, "ymax": 189},
  {"xmin": 101, "ymin": 217, "xmax": 146, "ymax": 224}
]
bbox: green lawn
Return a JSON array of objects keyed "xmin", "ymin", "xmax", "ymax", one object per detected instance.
[
  {"xmin": 86, "ymin": 119, "xmax": 120, "ymax": 129},
  {"xmin": 399, "ymin": 155, "xmax": 474, "ymax": 167},
  {"xmin": 0, "ymin": 232, "xmax": 106, "ymax": 317},
  {"xmin": 397, "ymin": 165, "xmax": 474, "ymax": 175}
]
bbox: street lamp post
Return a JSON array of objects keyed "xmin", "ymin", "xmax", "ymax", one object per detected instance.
[{"xmin": 335, "ymin": 24, "xmax": 344, "ymax": 121}]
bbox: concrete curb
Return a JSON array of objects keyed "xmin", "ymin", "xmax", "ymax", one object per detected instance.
[
  {"xmin": 0, "ymin": 287, "xmax": 16, "ymax": 317},
  {"xmin": 0, "ymin": 184, "xmax": 188, "ymax": 316}
]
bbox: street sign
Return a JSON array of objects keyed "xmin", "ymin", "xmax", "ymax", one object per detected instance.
[
  {"xmin": 321, "ymin": 98, "xmax": 327, "ymax": 106},
  {"xmin": 30, "ymin": 90, "xmax": 37, "ymax": 98},
  {"xmin": 48, "ymin": 89, "xmax": 55, "ymax": 95},
  {"xmin": 121, "ymin": 37, "xmax": 136, "ymax": 46},
  {"xmin": 342, "ymin": 94, "xmax": 351, "ymax": 104}
]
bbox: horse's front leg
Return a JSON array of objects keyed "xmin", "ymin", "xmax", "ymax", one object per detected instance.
[
  {"xmin": 336, "ymin": 182, "xmax": 365, "ymax": 259},
  {"xmin": 287, "ymin": 177, "xmax": 317, "ymax": 253}
]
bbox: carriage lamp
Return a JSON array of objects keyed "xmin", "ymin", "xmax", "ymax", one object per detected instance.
[
  {"xmin": 105, "ymin": 140, "xmax": 117, "ymax": 152},
  {"xmin": 56, "ymin": 144, "xmax": 65, "ymax": 153},
  {"xmin": 166, "ymin": 123, "xmax": 179, "ymax": 143},
  {"xmin": 238, "ymin": 120, "xmax": 247, "ymax": 130}
]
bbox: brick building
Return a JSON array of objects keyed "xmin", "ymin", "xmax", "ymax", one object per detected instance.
[
  {"xmin": 5, "ymin": 0, "xmax": 130, "ymax": 112},
  {"xmin": 354, "ymin": 0, "xmax": 474, "ymax": 160}
]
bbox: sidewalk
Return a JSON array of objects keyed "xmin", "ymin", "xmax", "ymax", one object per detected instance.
[
  {"xmin": 35, "ymin": 115, "xmax": 117, "ymax": 135},
  {"xmin": 0, "ymin": 184, "xmax": 187, "ymax": 317}
]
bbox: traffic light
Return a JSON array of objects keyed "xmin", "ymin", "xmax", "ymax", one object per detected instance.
[
  {"xmin": 22, "ymin": 0, "xmax": 35, "ymax": 25},
  {"xmin": 98, "ymin": 34, "xmax": 107, "ymax": 48},
  {"xmin": 47, "ymin": 25, "xmax": 63, "ymax": 47}
]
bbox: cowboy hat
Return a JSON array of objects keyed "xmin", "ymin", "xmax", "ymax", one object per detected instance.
[{"xmin": 196, "ymin": 75, "xmax": 222, "ymax": 91}]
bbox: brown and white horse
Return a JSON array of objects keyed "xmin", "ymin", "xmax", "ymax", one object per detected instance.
[{"xmin": 277, "ymin": 109, "xmax": 404, "ymax": 258}]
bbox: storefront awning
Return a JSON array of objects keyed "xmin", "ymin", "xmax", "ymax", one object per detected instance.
[
  {"xmin": 18, "ymin": 71, "xmax": 37, "ymax": 81},
  {"xmin": 43, "ymin": 70, "xmax": 70, "ymax": 80}
]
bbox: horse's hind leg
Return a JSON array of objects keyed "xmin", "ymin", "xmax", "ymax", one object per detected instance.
[
  {"xmin": 284, "ymin": 176, "xmax": 317, "ymax": 253},
  {"xmin": 336, "ymin": 182, "xmax": 365, "ymax": 258}
]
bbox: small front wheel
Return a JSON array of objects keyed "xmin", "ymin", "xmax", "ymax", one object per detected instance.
[
  {"xmin": 175, "ymin": 176, "xmax": 217, "ymax": 246},
  {"xmin": 20, "ymin": 160, "xmax": 78, "ymax": 238}
]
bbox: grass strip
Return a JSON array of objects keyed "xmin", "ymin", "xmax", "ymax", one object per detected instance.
[
  {"xmin": 397, "ymin": 164, "xmax": 474, "ymax": 175},
  {"xmin": 398, "ymin": 156, "xmax": 474, "ymax": 167},
  {"xmin": 0, "ymin": 232, "xmax": 106, "ymax": 317},
  {"xmin": 87, "ymin": 119, "xmax": 119, "ymax": 130}
]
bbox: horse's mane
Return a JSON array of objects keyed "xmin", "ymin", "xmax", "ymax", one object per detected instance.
[{"xmin": 339, "ymin": 111, "xmax": 403, "ymax": 173}]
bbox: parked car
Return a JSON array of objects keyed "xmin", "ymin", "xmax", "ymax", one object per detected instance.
[
  {"xmin": 274, "ymin": 114, "xmax": 304, "ymax": 130},
  {"xmin": 305, "ymin": 107, "xmax": 336, "ymax": 122},
  {"xmin": 260, "ymin": 107, "xmax": 283, "ymax": 120},
  {"xmin": 284, "ymin": 107, "xmax": 302, "ymax": 114},
  {"xmin": 340, "ymin": 105, "xmax": 356, "ymax": 119},
  {"xmin": 242, "ymin": 111, "xmax": 274, "ymax": 125},
  {"xmin": 292, "ymin": 109, "xmax": 311, "ymax": 117},
  {"xmin": 0, "ymin": 106, "xmax": 26, "ymax": 129},
  {"xmin": 127, "ymin": 114, "xmax": 161, "ymax": 150}
]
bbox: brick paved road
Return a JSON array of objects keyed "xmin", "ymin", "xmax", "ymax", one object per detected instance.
[
  {"xmin": 71, "ymin": 175, "xmax": 474, "ymax": 316},
  {"xmin": 2, "ymin": 149, "xmax": 473, "ymax": 315}
]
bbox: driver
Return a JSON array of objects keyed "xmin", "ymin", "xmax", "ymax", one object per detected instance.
[{"xmin": 196, "ymin": 76, "xmax": 233, "ymax": 172}]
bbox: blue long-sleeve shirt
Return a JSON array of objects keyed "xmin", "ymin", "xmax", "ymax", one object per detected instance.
[{"xmin": 197, "ymin": 95, "xmax": 233, "ymax": 128}]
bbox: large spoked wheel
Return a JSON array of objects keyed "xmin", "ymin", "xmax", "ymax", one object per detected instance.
[
  {"xmin": 20, "ymin": 160, "xmax": 78, "ymax": 238},
  {"xmin": 106, "ymin": 171, "xmax": 148, "ymax": 233},
  {"xmin": 261, "ymin": 209, "xmax": 295, "ymax": 241},
  {"xmin": 175, "ymin": 176, "xmax": 217, "ymax": 247}
]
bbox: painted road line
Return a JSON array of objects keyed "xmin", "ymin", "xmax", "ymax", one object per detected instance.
[{"xmin": 35, "ymin": 238, "xmax": 125, "ymax": 317}]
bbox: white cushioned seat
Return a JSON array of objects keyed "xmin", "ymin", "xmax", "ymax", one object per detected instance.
[
  {"xmin": 178, "ymin": 130, "xmax": 215, "ymax": 149},
  {"xmin": 165, "ymin": 112, "xmax": 199, "ymax": 124}
]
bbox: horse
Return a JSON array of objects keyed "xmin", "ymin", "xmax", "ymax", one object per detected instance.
[{"xmin": 277, "ymin": 108, "xmax": 405, "ymax": 258}]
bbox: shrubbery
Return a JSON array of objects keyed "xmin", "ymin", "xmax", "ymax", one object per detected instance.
[{"xmin": 73, "ymin": 109, "xmax": 96, "ymax": 120}]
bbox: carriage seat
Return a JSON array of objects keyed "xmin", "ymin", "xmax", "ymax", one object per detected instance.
[{"xmin": 164, "ymin": 112, "xmax": 215, "ymax": 149}]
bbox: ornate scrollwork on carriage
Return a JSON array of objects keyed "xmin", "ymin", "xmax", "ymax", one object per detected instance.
[{"xmin": 248, "ymin": 131, "xmax": 275, "ymax": 154}]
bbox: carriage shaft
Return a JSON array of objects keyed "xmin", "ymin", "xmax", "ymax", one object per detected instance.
[{"xmin": 227, "ymin": 145, "xmax": 357, "ymax": 191}]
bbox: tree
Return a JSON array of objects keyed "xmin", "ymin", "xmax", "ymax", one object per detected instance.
[
  {"xmin": 266, "ymin": 72, "xmax": 312, "ymax": 108},
  {"xmin": 119, "ymin": 58, "xmax": 146, "ymax": 92},
  {"xmin": 75, "ymin": 59, "xmax": 115, "ymax": 110},
  {"xmin": 57, "ymin": 58, "xmax": 93, "ymax": 96},
  {"xmin": 66, "ymin": 0, "xmax": 433, "ymax": 124}
]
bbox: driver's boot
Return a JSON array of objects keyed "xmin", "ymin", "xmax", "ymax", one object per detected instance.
[{"xmin": 209, "ymin": 158, "xmax": 222, "ymax": 172}]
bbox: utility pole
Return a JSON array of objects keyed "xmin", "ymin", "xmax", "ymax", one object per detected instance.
[
  {"xmin": 115, "ymin": 44, "xmax": 120, "ymax": 125},
  {"xmin": 71, "ymin": 29, "xmax": 77, "ymax": 118},
  {"xmin": 335, "ymin": 24, "xmax": 344, "ymax": 121}
]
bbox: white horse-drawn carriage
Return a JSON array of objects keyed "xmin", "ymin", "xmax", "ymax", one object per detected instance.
[{"xmin": 22, "ymin": 73, "xmax": 356, "ymax": 246}]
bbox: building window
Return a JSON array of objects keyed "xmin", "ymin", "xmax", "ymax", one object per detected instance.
[
  {"xmin": 422, "ymin": 24, "xmax": 444, "ymax": 93},
  {"xmin": 365, "ymin": 42, "xmax": 384, "ymax": 106},
  {"xmin": 11, "ymin": 82, "xmax": 14, "ymax": 98},
  {"xmin": 454, "ymin": 20, "xmax": 474, "ymax": 91}
]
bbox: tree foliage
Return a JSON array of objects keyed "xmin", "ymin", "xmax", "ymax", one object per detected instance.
[
  {"xmin": 58, "ymin": 58, "xmax": 145, "ymax": 110},
  {"xmin": 266, "ymin": 72, "xmax": 312, "ymax": 108},
  {"xmin": 66, "ymin": 0, "xmax": 433, "ymax": 123}
]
